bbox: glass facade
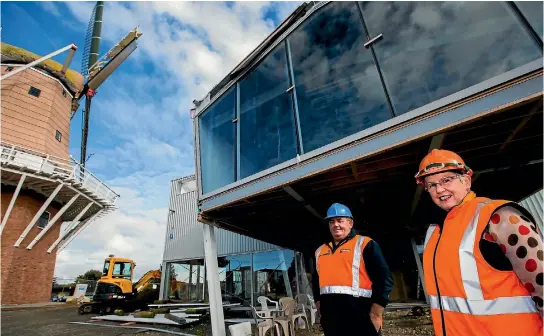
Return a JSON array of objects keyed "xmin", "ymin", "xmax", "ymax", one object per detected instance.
[
  {"xmin": 361, "ymin": 1, "xmax": 542, "ymax": 116},
  {"xmin": 199, "ymin": 87, "xmax": 236, "ymax": 194},
  {"xmin": 515, "ymin": 1, "xmax": 543, "ymax": 39},
  {"xmin": 165, "ymin": 260, "xmax": 206, "ymax": 301},
  {"xmin": 239, "ymin": 44, "xmax": 298, "ymax": 179},
  {"xmin": 289, "ymin": 2, "xmax": 392, "ymax": 153},
  {"xmin": 164, "ymin": 249, "xmax": 305, "ymax": 306},
  {"xmin": 197, "ymin": 1, "xmax": 542, "ymax": 195}
]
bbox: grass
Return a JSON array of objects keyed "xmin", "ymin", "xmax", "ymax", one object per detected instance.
[{"xmin": 1, "ymin": 42, "xmax": 84, "ymax": 92}]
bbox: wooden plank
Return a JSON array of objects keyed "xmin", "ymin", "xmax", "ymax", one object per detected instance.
[
  {"xmin": 9, "ymin": 85, "xmax": 55, "ymax": 104},
  {"xmin": 1, "ymin": 101, "xmax": 50, "ymax": 123},
  {"xmin": 7, "ymin": 90, "xmax": 53, "ymax": 112}
]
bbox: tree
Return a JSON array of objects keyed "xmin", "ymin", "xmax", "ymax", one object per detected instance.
[{"xmin": 75, "ymin": 269, "xmax": 102, "ymax": 283}]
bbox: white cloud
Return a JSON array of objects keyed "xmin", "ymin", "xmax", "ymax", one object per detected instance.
[{"xmin": 52, "ymin": 1, "xmax": 300, "ymax": 282}]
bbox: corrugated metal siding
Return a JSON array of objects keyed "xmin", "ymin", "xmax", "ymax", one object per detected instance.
[
  {"xmin": 162, "ymin": 177, "xmax": 281, "ymax": 262},
  {"xmin": 519, "ymin": 189, "xmax": 543, "ymax": 232}
]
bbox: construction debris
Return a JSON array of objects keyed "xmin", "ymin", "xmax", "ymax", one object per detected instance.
[
  {"xmin": 69, "ymin": 321, "xmax": 197, "ymax": 335},
  {"xmin": 91, "ymin": 312, "xmax": 199, "ymax": 325}
]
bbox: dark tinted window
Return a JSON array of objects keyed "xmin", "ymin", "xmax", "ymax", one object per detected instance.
[
  {"xmin": 515, "ymin": 1, "xmax": 543, "ymax": 39},
  {"xmin": 361, "ymin": 1, "xmax": 542, "ymax": 116},
  {"xmin": 199, "ymin": 88, "xmax": 236, "ymax": 193},
  {"xmin": 37, "ymin": 211, "xmax": 49, "ymax": 229},
  {"xmin": 289, "ymin": 2, "xmax": 391, "ymax": 153},
  {"xmin": 28, "ymin": 86, "xmax": 41, "ymax": 98},
  {"xmin": 239, "ymin": 43, "xmax": 297, "ymax": 179}
]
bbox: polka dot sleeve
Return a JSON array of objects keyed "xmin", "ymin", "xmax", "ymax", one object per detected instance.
[{"xmin": 483, "ymin": 205, "xmax": 543, "ymax": 315}]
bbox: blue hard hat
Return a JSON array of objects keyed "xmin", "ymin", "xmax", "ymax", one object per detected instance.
[{"xmin": 325, "ymin": 203, "xmax": 353, "ymax": 220}]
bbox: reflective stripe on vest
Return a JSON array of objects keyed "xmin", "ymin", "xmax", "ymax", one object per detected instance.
[
  {"xmin": 424, "ymin": 224, "xmax": 438, "ymax": 250},
  {"xmin": 429, "ymin": 295, "xmax": 538, "ymax": 315},
  {"xmin": 320, "ymin": 286, "xmax": 372, "ymax": 297},
  {"xmin": 316, "ymin": 236, "xmax": 372, "ymax": 298},
  {"xmin": 429, "ymin": 200, "xmax": 537, "ymax": 315}
]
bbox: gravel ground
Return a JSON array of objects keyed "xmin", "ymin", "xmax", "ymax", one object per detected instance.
[{"xmin": 0, "ymin": 305, "xmax": 433, "ymax": 336}]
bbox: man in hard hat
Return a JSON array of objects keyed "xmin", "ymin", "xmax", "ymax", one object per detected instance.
[
  {"xmin": 416, "ymin": 149, "xmax": 543, "ymax": 336},
  {"xmin": 312, "ymin": 203, "xmax": 393, "ymax": 336}
]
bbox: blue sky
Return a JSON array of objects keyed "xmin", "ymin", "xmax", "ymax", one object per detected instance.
[{"xmin": 1, "ymin": 1, "xmax": 300, "ymax": 281}]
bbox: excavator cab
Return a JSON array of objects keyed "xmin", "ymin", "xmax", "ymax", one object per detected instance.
[
  {"xmin": 78, "ymin": 255, "xmax": 161, "ymax": 315},
  {"xmin": 99, "ymin": 256, "xmax": 135, "ymax": 295}
]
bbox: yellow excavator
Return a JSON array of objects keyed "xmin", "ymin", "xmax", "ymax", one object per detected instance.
[{"xmin": 78, "ymin": 255, "xmax": 162, "ymax": 315}]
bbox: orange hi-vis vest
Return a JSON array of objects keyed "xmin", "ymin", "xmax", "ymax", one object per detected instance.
[
  {"xmin": 315, "ymin": 234, "xmax": 373, "ymax": 297},
  {"xmin": 423, "ymin": 192, "xmax": 542, "ymax": 336}
]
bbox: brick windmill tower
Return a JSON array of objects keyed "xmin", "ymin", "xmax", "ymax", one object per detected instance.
[{"xmin": 0, "ymin": 2, "xmax": 141, "ymax": 305}]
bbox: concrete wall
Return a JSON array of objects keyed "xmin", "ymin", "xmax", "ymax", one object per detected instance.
[
  {"xmin": 1, "ymin": 65, "xmax": 72, "ymax": 159},
  {"xmin": 1, "ymin": 188, "xmax": 62, "ymax": 304}
]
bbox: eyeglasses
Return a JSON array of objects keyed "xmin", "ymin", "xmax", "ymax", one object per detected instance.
[{"xmin": 424, "ymin": 174, "xmax": 463, "ymax": 192}]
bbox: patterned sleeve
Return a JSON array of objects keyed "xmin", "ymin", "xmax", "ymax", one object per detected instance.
[{"xmin": 482, "ymin": 205, "xmax": 543, "ymax": 315}]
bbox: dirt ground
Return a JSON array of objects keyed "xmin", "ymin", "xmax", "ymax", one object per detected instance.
[{"xmin": 0, "ymin": 304, "xmax": 433, "ymax": 336}]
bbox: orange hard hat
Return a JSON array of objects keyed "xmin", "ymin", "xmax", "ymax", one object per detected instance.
[{"xmin": 415, "ymin": 149, "xmax": 472, "ymax": 185}]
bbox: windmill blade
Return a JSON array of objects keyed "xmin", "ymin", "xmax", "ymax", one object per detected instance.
[{"xmin": 87, "ymin": 27, "xmax": 142, "ymax": 90}]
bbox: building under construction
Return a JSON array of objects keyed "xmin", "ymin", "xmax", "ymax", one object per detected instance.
[
  {"xmin": 0, "ymin": 43, "xmax": 118, "ymax": 304},
  {"xmin": 188, "ymin": 1, "xmax": 543, "ymax": 333}
]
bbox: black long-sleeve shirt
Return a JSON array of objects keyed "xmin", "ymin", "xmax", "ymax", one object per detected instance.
[{"xmin": 311, "ymin": 230, "xmax": 394, "ymax": 308}]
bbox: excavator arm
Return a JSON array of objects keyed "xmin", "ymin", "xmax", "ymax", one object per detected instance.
[{"xmin": 133, "ymin": 269, "xmax": 161, "ymax": 293}]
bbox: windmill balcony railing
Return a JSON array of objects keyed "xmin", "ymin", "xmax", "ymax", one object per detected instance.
[{"xmin": 0, "ymin": 142, "xmax": 119, "ymax": 205}]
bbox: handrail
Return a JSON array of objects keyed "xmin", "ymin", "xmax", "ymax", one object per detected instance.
[{"xmin": 0, "ymin": 142, "xmax": 119, "ymax": 204}]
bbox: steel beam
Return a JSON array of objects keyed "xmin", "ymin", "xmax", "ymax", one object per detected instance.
[
  {"xmin": 0, "ymin": 174, "xmax": 26, "ymax": 234},
  {"xmin": 52, "ymin": 207, "xmax": 102, "ymax": 253},
  {"xmin": 283, "ymin": 185, "xmax": 323, "ymax": 220},
  {"xmin": 14, "ymin": 183, "xmax": 63, "ymax": 247},
  {"xmin": 26, "ymin": 193, "xmax": 80, "ymax": 249},
  {"xmin": 499, "ymin": 100, "xmax": 542, "ymax": 152},
  {"xmin": 410, "ymin": 237, "xmax": 429, "ymax": 304},
  {"xmin": 203, "ymin": 224, "xmax": 226, "ymax": 336}
]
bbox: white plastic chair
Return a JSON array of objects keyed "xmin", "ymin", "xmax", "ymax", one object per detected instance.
[
  {"xmin": 257, "ymin": 296, "xmax": 279, "ymax": 318},
  {"xmin": 275, "ymin": 297, "xmax": 309, "ymax": 335},
  {"xmin": 251, "ymin": 305, "xmax": 281, "ymax": 336},
  {"xmin": 229, "ymin": 322, "xmax": 252, "ymax": 336},
  {"xmin": 295, "ymin": 294, "xmax": 318, "ymax": 325}
]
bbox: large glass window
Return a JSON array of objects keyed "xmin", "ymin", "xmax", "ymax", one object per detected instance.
[
  {"xmin": 361, "ymin": 1, "xmax": 542, "ymax": 116},
  {"xmin": 289, "ymin": 1, "xmax": 392, "ymax": 153},
  {"xmin": 515, "ymin": 1, "xmax": 543, "ymax": 39},
  {"xmin": 199, "ymin": 87, "xmax": 236, "ymax": 194},
  {"xmin": 239, "ymin": 44, "xmax": 298, "ymax": 179},
  {"xmin": 218, "ymin": 254, "xmax": 252, "ymax": 305},
  {"xmin": 166, "ymin": 261, "xmax": 206, "ymax": 302},
  {"xmin": 253, "ymin": 250, "xmax": 296, "ymax": 301}
]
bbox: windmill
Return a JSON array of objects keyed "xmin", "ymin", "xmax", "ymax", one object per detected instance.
[{"xmin": 75, "ymin": 1, "xmax": 143, "ymax": 167}]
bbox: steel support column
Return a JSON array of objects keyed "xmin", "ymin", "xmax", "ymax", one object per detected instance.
[
  {"xmin": 0, "ymin": 174, "xmax": 26, "ymax": 234},
  {"xmin": 410, "ymin": 237, "xmax": 428, "ymax": 303},
  {"xmin": 27, "ymin": 193, "xmax": 80, "ymax": 249},
  {"xmin": 203, "ymin": 224, "xmax": 225, "ymax": 336},
  {"xmin": 14, "ymin": 182, "xmax": 63, "ymax": 247}
]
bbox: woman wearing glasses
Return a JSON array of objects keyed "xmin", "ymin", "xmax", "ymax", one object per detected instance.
[{"xmin": 415, "ymin": 149, "xmax": 542, "ymax": 336}]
